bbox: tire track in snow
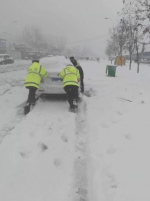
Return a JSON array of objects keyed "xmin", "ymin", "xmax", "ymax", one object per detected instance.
[
  {"xmin": 73, "ymin": 97, "xmax": 91, "ymax": 201},
  {"xmin": 0, "ymin": 104, "xmax": 25, "ymax": 144},
  {"xmin": 0, "ymin": 98, "xmax": 43, "ymax": 144}
]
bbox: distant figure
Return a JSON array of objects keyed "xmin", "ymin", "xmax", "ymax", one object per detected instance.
[
  {"xmin": 70, "ymin": 56, "xmax": 84, "ymax": 93},
  {"xmin": 59, "ymin": 64, "xmax": 80, "ymax": 110},
  {"xmin": 24, "ymin": 57, "xmax": 48, "ymax": 115}
]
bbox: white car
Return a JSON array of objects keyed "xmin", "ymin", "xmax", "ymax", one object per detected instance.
[
  {"xmin": 36, "ymin": 71, "xmax": 65, "ymax": 97},
  {"xmin": 36, "ymin": 56, "xmax": 80, "ymax": 98}
]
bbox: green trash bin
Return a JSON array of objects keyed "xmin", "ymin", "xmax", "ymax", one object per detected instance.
[{"xmin": 106, "ymin": 65, "xmax": 117, "ymax": 77}]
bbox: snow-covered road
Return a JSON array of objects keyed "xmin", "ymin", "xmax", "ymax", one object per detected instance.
[{"xmin": 1, "ymin": 57, "xmax": 150, "ymax": 201}]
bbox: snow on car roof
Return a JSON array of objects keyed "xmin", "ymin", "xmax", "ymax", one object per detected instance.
[{"xmin": 40, "ymin": 56, "xmax": 71, "ymax": 72}]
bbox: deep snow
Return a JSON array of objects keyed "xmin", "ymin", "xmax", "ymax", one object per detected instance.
[{"xmin": 0, "ymin": 57, "xmax": 150, "ymax": 201}]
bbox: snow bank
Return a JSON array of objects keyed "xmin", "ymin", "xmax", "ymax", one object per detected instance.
[{"xmin": 0, "ymin": 60, "xmax": 30, "ymax": 73}]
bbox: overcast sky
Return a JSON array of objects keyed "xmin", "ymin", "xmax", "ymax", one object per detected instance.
[{"xmin": 0, "ymin": 0, "xmax": 123, "ymax": 56}]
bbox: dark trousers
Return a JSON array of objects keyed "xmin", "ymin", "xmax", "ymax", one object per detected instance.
[
  {"xmin": 64, "ymin": 85, "xmax": 79, "ymax": 107},
  {"xmin": 76, "ymin": 66, "xmax": 84, "ymax": 93},
  {"xmin": 80, "ymin": 75, "xmax": 84, "ymax": 93},
  {"xmin": 26, "ymin": 86, "xmax": 37, "ymax": 105}
]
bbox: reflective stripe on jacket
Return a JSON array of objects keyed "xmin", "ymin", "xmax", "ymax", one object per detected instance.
[
  {"xmin": 24, "ymin": 62, "xmax": 48, "ymax": 88},
  {"xmin": 59, "ymin": 65, "xmax": 80, "ymax": 88}
]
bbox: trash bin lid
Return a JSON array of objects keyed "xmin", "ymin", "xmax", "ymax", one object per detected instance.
[{"xmin": 107, "ymin": 65, "xmax": 117, "ymax": 67}]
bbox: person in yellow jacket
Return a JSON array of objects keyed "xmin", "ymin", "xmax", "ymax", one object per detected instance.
[
  {"xmin": 59, "ymin": 64, "xmax": 80, "ymax": 110},
  {"xmin": 24, "ymin": 57, "xmax": 48, "ymax": 115}
]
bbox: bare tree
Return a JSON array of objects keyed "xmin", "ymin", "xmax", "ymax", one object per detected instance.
[
  {"xmin": 122, "ymin": 0, "xmax": 150, "ymax": 42},
  {"xmin": 119, "ymin": 18, "xmax": 135, "ymax": 69},
  {"xmin": 108, "ymin": 22, "xmax": 128, "ymax": 57},
  {"xmin": 44, "ymin": 35, "xmax": 56, "ymax": 54},
  {"xmin": 105, "ymin": 40, "xmax": 117, "ymax": 59},
  {"xmin": 54, "ymin": 36, "xmax": 68, "ymax": 55},
  {"xmin": 22, "ymin": 25, "xmax": 43, "ymax": 50},
  {"xmin": 118, "ymin": 0, "xmax": 149, "ymax": 72}
]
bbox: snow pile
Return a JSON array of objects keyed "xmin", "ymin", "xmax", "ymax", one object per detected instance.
[{"xmin": 0, "ymin": 60, "xmax": 30, "ymax": 73}]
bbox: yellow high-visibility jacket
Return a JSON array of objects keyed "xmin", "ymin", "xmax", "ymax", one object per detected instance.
[
  {"xmin": 59, "ymin": 65, "xmax": 80, "ymax": 88},
  {"xmin": 24, "ymin": 62, "xmax": 48, "ymax": 89}
]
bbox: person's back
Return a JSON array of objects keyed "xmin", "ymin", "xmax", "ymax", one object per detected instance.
[
  {"xmin": 25, "ymin": 61, "xmax": 48, "ymax": 88},
  {"xmin": 59, "ymin": 65, "xmax": 80, "ymax": 110},
  {"xmin": 59, "ymin": 65, "xmax": 80, "ymax": 87},
  {"xmin": 70, "ymin": 57, "xmax": 84, "ymax": 93},
  {"xmin": 24, "ymin": 58, "xmax": 48, "ymax": 115}
]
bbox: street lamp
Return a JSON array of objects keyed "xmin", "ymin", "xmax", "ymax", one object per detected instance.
[{"xmin": 105, "ymin": 18, "xmax": 114, "ymax": 29}]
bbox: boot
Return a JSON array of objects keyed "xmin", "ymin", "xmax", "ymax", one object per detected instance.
[
  {"xmin": 24, "ymin": 103, "xmax": 30, "ymax": 115},
  {"xmin": 73, "ymin": 99, "xmax": 78, "ymax": 108}
]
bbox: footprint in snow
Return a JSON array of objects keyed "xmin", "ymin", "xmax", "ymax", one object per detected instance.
[
  {"xmin": 116, "ymin": 111, "xmax": 123, "ymax": 115},
  {"xmin": 19, "ymin": 150, "xmax": 31, "ymax": 158},
  {"xmin": 102, "ymin": 170, "xmax": 118, "ymax": 190},
  {"xmin": 124, "ymin": 133, "xmax": 132, "ymax": 140},
  {"xmin": 76, "ymin": 187, "xmax": 87, "ymax": 195},
  {"xmin": 38, "ymin": 142, "xmax": 48, "ymax": 152},
  {"xmin": 61, "ymin": 135, "xmax": 68, "ymax": 142},
  {"xmin": 110, "ymin": 111, "xmax": 123, "ymax": 124},
  {"xmin": 54, "ymin": 159, "xmax": 61, "ymax": 168}
]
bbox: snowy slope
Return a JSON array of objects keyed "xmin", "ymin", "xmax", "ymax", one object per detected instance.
[{"xmin": 0, "ymin": 58, "xmax": 150, "ymax": 201}]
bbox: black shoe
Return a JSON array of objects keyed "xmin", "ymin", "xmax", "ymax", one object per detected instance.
[
  {"xmin": 24, "ymin": 105, "xmax": 30, "ymax": 115},
  {"xmin": 81, "ymin": 86, "xmax": 84, "ymax": 93},
  {"xmin": 73, "ymin": 99, "xmax": 78, "ymax": 108},
  {"xmin": 69, "ymin": 100, "xmax": 78, "ymax": 113},
  {"xmin": 31, "ymin": 102, "xmax": 35, "ymax": 106},
  {"xmin": 70, "ymin": 105, "xmax": 74, "ymax": 109}
]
